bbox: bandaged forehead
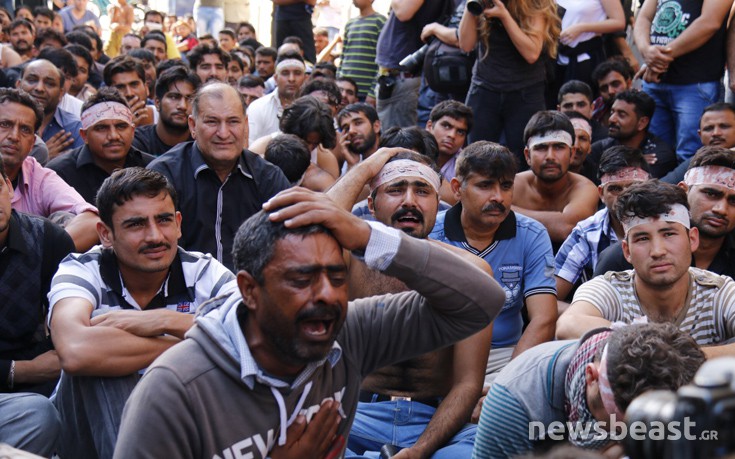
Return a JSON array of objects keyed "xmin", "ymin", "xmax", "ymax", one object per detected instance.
[
  {"xmin": 370, "ymin": 160, "xmax": 441, "ymax": 194},
  {"xmin": 527, "ymin": 130, "xmax": 573, "ymax": 150},
  {"xmin": 570, "ymin": 118, "xmax": 592, "ymax": 137},
  {"xmin": 622, "ymin": 203, "xmax": 691, "ymax": 236},
  {"xmin": 600, "ymin": 167, "xmax": 650, "ymax": 186},
  {"xmin": 81, "ymin": 102, "xmax": 134, "ymax": 130},
  {"xmin": 684, "ymin": 166, "xmax": 735, "ymax": 191},
  {"xmin": 276, "ymin": 59, "xmax": 305, "ymax": 74}
]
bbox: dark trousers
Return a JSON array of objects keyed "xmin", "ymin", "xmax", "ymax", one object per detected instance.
[
  {"xmin": 275, "ymin": 17, "xmax": 317, "ymax": 64},
  {"xmin": 466, "ymin": 81, "xmax": 545, "ymax": 168}
]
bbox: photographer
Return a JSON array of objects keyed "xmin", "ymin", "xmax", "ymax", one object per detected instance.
[{"xmin": 458, "ymin": 0, "xmax": 559, "ymax": 163}]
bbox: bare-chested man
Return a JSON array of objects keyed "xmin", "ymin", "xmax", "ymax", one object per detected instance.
[
  {"xmin": 327, "ymin": 148, "xmax": 493, "ymax": 458},
  {"xmin": 512, "ymin": 111, "xmax": 599, "ymax": 250}
]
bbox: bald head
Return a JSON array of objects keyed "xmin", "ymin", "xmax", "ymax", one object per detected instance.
[{"xmin": 192, "ymin": 82, "xmax": 246, "ymax": 119}]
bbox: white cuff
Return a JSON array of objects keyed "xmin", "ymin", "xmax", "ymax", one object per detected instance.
[{"xmin": 362, "ymin": 221, "xmax": 402, "ymax": 271}]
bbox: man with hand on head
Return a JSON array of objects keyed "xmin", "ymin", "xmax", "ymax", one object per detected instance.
[{"xmin": 103, "ymin": 55, "xmax": 157, "ymax": 127}]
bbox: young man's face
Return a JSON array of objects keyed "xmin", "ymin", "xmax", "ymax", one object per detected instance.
[
  {"xmin": 227, "ymin": 60, "xmax": 244, "ymax": 86},
  {"xmin": 195, "ymin": 54, "xmax": 226, "ymax": 83},
  {"xmin": 336, "ymin": 80, "xmax": 358, "ymax": 110},
  {"xmin": 157, "ymin": 80, "xmax": 195, "ymax": 131},
  {"xmin": 314, "ymin": 33, "xmax": 329, "ymax": 53},
  {"xmin": 426, "ymin": 115, "xmax": 468, "ymax": 159},
  {"xmin": 339, "ymin": 111, "xmax": 379, "ymax": 156},
  {"xmin": 608, "ymin": 100, "xmax": 644, "ymax": 141},
  {"xmin": 255, "ymin": 54, "xmax": 275, "ymax": 79},
  {"xmin": 597, "ymin": 71, "xmax": 629, "ymax": 103},
  {"xmin": 218, "ymin": 33, "xmax": 236, "ymax": 52},
  {"xmin": 70, "ymin": 54, "xmax": 89, "ymax": 94},
  {"xmin": 144, "ymin": 38, "xmax": 167, "ymax": 63},
  {"xmin": 80, "ymin": 119, "xmax": 135, "ymax": 166},
  {"xmin": 524, "ymin": 141, "xmax": 572, "ymax": 183},
  {"xmin": 0, "ymin": 101, "xmax": 37, "ymax": 177},
  {"xmin": 275, "ymin": 66, "xmax": 306, "ymax": 100},
  {"xmin": 598, "ymin": 180, "xmax": 638, "ymax": 213},
  {"xmin": 238, "ymin": 233, "xmax": 348, "ymax": 375},
  {"xmin": 452, "ymin": 172, "xmax": 513, "ymax": 231},
  {"xmin": 110, "ymin": 70, "xmax": 148, "ymax": 105},
  {"xmin": 237, "ymin": 25, "xmax": 254, "ymax": 42},
  {"xmin": 686, "ymin": 183, "xmax": 735, "ymax": 239},
  {"xmin": 18, "ymin": 60, "xmax": 65, "ymax": 115},
  {"xmin": 368, "ymin": 175, "xmax": 439, "ymax": 239},
  {"xmin": 559, "ymin": 93, "xmax": 592, "ymax": 119},
  {"xmin": 699, "ymin": 110, "xmax": 735, "ymax": 148},
  {"xmin": 35, "ymin": 15, "xmax": 52, "ymax": 30},
  {"xmin": 237, "ymin": 85, "xmax": 263, "ymax": 107}
]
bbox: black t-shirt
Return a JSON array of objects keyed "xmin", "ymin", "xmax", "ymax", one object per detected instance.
[
  {"xmin": 588, "ymin": 133, "xmax": 678, "ymax": 184},
  {"xmin": 376, "ymin": 0, "xmax": 448, "ymax": 69},
  {"xmin": 132, "ymin": 124, "xmax": 190, "ymax": 156}
]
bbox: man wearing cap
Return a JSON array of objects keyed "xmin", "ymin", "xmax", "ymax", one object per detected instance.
[
  {"xmin": 326, "ymin": 148, "xmax": 493, "ymax": 458},
  {"xmin": 512, "ymin": 111, "xmax": 599, "ymax": 249},
  {"xmin": 47, "ymin": 88, "xmax": 155, "ymax": 204},
  {"xmin": 557, "ymin": 179, "xmax": 735, "ymax": 358},
  {"xmin": 247, "ymin": 51, "xmax": 307, "ymax": 146}
]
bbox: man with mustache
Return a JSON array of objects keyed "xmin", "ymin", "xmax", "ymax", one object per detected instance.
[
  {"xmin": 338, "ymin": 102, "xmax": 381, "ymax": 173},
  {"xmin": 188, "ymin": 43, "xmax": 229, "ymax": 84},
  {"xmin": 557, "ymin": 179, "xmax": 735, "ymax": 359},
  {"xmin": 8, "ymin": 18, "xmax": 35, "ymax": 63},
  {"xmin": 431, "ymin": 141, "xmax": 558, "ymax": 384},
  {"xmin": 48, "ymin": 167, "xmax": 238, "ymax": 458},
  {"xmin": 46, "ymin": 88, "xmax": 155, "ymax": 204},
  {"xmin": 132, "ymin": 66, "xmax": 200, "ymax": 156},
  {"xmin": 512, "ymin": 111, "xmax": 599, "ymax": 249},
  {"xmin": 323, "ymin": 148, "xmax": 493, "ymax": 458}
]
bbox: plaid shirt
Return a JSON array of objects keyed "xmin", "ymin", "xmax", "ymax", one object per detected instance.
[{"xmin": 555, "ymin": 208, "xmax": 618, "ymax": 285}]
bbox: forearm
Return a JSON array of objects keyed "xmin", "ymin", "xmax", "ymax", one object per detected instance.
[
  {"xmin": 458, "ymin": 9, "xmax": 479, "ymax": 53},
  {"xmin": 13, "ymin": 351, "xmax": 61, "ymax": 385},
  {"xmin": 65, "ymin": 211, "xmax": 101, "ymax": 252},
  {"xmin": 326, "ymin": 168, "xmax": 373, "ymax": 210},
  {"xmin": 573, "ymin": 18, "xmax": 625, "ymax": 35},
  {"xmin": 666, "ymin": 18, "xmax": 726, "ymax": 58},
  {"xmin": 391, "ymin": 0, "xmax": 423, "ymax": 22},
  {"xmin": 511, "ymin": 206, "xmax": 573, "ymax": 243},
  {"xmin": 149, "ymin": 309, "xmax": 195, "ymax": 340},
  {"xmin": 701, "ymin": 342, "xmax": 735, "ymax": 359},
  {"xmin": 511, "ymin": 317, "xmax": 555, "ymax": 358},
  {"xmin": 500, "ymin": 14, "xmax": 543, "ymax": 64},
  {"xmin": 556, "ymin": 314, "xmax": 611, "ymax": 339},
  {"xmin": 429, "ymin": 23, "xmax": 460, "ymax": 46},
  {"xmin": 633, "ymin": 9, "xmax": 653, "ymax": 53}
]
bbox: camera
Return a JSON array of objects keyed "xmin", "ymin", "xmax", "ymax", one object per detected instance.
[
  {"xmin": 623, "ymin": 357, "xmax": 735, "ymax": 459},
  {"xmin": 466, "ymin": 0, "xmax": 495, "ymax": 16},
  {"xmin": 398, "ymin": 43, "xmax": 430, "ymax": 75}
]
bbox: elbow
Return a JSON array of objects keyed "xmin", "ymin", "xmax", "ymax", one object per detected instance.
[
  {"xmin": 458, "ymin": 38, "xmax": 475, "ymax": 53},
  {"xmin": 522, "ymin": 49, "xmax": 543, "ymax": 65},
  {"xmin": 555, "ymin": 316, "xmax": 578, "ymax": 340},
  {"xmin": 57, "ymin": 344, "xmax": 93, "ymax": 375}
]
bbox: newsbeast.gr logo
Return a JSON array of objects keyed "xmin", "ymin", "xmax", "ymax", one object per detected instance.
[{"xmin": 528, "ymin": 415, "xmax": 719, "ymax": 442}]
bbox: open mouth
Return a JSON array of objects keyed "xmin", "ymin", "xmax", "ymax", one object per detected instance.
[{"xmin": 299, "ymin": 317, "xmax": 336, "ymax": 340}]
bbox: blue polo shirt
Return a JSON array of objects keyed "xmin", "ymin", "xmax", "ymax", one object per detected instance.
[
  {"xmin": 41, "ymin": 107, "xmax": 84, "ymax": 151},
  {"xmin": 430, "ymin": 204, "xmax": 556, "ymax": 347}
]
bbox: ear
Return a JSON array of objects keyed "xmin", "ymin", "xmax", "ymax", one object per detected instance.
[
  {"xmin": 585, "ymin": 362, "xmax": 599, "ymax": 385},
  {"xmin": 524, "ymin": 147, "xmax": 531, "ymax": 166},
  {"xmin": 677, "ymin": 181, "xmax": 689, "ymax": 193},
  {"xmin": 175, "ymin": 210, "xmax": 182, "ymax": 239},
  {"xmin": 622, "ymin": 237, "xmax": 632, "ymax": 264},
  {"xmin": 689, "ymin": 226, "xmax": 700, "ymax": 254},
  {"xmin": 367, "ymin": 194, "xmax": 375, "ymax": 216},
  {"xmin": 188, "ymin": 115, "xmax": 197, "ymax": 139},
  {"xmin": 598, "ymin": 185, "xmax": 604, "ymax": 201},
  {"xmin": 373, "ymin": 120, "xmax": 381, "ymax": 135},
  {"xmin": 637, "ymin": 116, "xmax": 650, "ymax": 133},
  {"xmin": 425, "ymin": 119, "xmax": 433, "ymax": 132},
  {"xmin": 237, "ymin": 270, "xmax": 260, "ymax": 312},
  {"xmin": 450, "ymin": 177, "xmax": 462, "ymax": 200},
  {"xmin": 97, "ymin": 220, "xmax": 114, "ymax": 248},
  {"xmin": 79, "ymin": 128, "xmax": 88, "ymax": 144},
  {"xmin": 155, "ymin": 97, "xmax": 161, "ymax": 110},
  {"xmin": 4, "ymin": 177, "xmax": 14, "ymax": 199}
]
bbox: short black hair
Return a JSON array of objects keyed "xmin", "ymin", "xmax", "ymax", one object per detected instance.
[
  {"xmin": 219, "ymin": 28, "xmax": 236, "ymax": 40},
  {"xmin": 81, "ymin": 86, "xmax": 129, "ymax": 114},
  {"xmin": 238, "ymin": 74, "xmax": 264, "ymax": 89},
  {"xmin": 299, "ymin": 78, "xmax": 341, "ymax": 108},
  {"xmin": 34, "ymin": 26, "xmax": 67, "ymax": 48},
  {"xmin": 103, "ymin": 55, "xmax": 145, "ymax": 86},
  {"xmin": 337, "ymin": 102, "xmax": 379, "ymax": 125},
  {"xmin": 37, "ymin": 47, "xmax": 78, "ymax": 79},
  {"xmin": 154, "ymin": 65, "xmax": 201, "ymax": 101},
  {"xmin": 598, "ymin": 145, "xmax": 650, "ymax": 181},
  {"xmin": 128, "ymin": 47, "xmax": 155, "ymax": 65},
  {"xmin": 275, "ymin": 50, "xmax": 304, "ymax": 66},
  {"xmin": 9, "ymin": 18, "xmax": 33, "ymax": 34},
  {"xmin": 65, "ymin": 30, "xmax": 93, "ymax": 51},
  {"xmin": 237, "ymin": 22, "xmax": 256, "ymax": 35},
  {"xmin": 255, "ymin": 46, "xmax": 277, "ymax": 60},
  {"xmin": 456, "ymin": 141, "xmax": 518, "ymax": 183},
  {"xmin": 429, "ymin": 100, "xmax": 474, "ymax": 133},
  {"xmin": 702, "ymin": 102, "xmax": 735, "ymax": 119},
  {"xmin": 188, "ymin": 44, "xmax": 231, "ymax": 70},
  {"xmin": 591, "ymin": 56, "xmax": 635, "ymax": 84},
  {"xmin": 265, "ymin": 134, "xmax": 311, "ymax": 184},
  {"xmin": 33, "ymin": 7, "xmax": 54, "ymax": 21},
  {"xmin": 614, "ymin": 180, "xmax": 690, "ymax": 232},
  {"xmin": 280, "ymin": 96, "xmax": 336, "ymax": 149},
  {"xmin": 379, "ymin": 126, "xmax": 439, "ymax": 163},
  {"xmin": 0, "ymin": 87, "xmax": 43, "ymax": 131},
  {"xmin": 558, "ymin": 80, "xmax": 593, "ymax": 104},
  {"xmin": 97, "ymin": 167, "xmax": 178, "ymax": 230},
  {"xmin": 65, "ymin": 43, "xmax": 94, "ymax": 70},
  {"xmin": 282, "ymin": 35, "xmax": 304, "ymax": 51},
  {"xmin": 156, "ymin": 58, "xmax": 186, "ymax": 75},
  {"xmin": 688, "ymin": 146, "xmax": 735, "ymax": 170},
  {"xmin": 613, "ymin": 89, "xmax": 655, "ymax": 120},
  {"xmin": 336, "ymin": 75, "xmax": 358, "ymax": 94},
  {"xmin": 141, "ymin": 31, "xmax": 167, "ymax": 50},
  {"xmin": 143, "ymin": 10, "xmax": 164, "ymax": 23},
  {"xmin": 523, "ymin": 111, "xmax": 575, "ymax": 146},
  {"xmin": 76, "ymin": 27, "xmax": 103, "ymax": 54},
  {"xmin": 229, "ymin": 53, "xmax": 244, "ymax": 71}
]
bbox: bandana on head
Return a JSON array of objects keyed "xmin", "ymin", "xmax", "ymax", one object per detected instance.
[
  {"xmin": 276, "ymin": 59, "xmax": 306, "ymax": 74},
  {"xmin": 599, "ymin": 167, "xmax": 650, "ymax": 186},
  {"xmin": 622, "ymin": 203, "xmax": 691, "ymax": 237},
  {"xmin": 369, "ymin": 159, "xmax": 441, "ymax": 193},
  {"xmin": 527, "ymin": 130, "xmax": 574, "ymax": 150},
  {"xmin": 598, "ymin": 344, "xmax": 624, "ymax": 421},
  {"xmin": 570, "ymin": 118, "xmax": 592, "ymax": 137},
  {"xmin": 81, "ymin": 102, "xmax": 134, "ymax": 130},
  {"xmin": 565, "ymin": 330, "xmax": 612, "ymax": 450},
  {"xmin": 684, "ymin": 165, "xmax": 735, "ymax": 191}
]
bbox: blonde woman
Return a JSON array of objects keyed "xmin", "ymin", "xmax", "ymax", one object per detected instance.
[{"xmin": 459, "ymin": 0, "xmax": 559, "ymax": 159}]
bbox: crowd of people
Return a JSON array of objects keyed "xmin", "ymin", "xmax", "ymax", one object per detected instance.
[{"xmin": 0, "ymin": 0, "xmax": 734, "ymax": 458}]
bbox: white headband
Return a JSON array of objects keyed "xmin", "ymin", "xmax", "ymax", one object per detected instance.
[
  {"xmin": 369, "ymin": 159, "xmax": 441, "ymax": 193},
  {"xmin": 570, "ymin": 118, "xmax": 592, "ymax": 137},
  {"xmin": 276, "ymin": 59, "xmax": 306, "ymax": 74},
  {"xmin": 527, "ymin": 130, "xmax": 574, "ymax": 150},
  {"xmin": 684, "ymin": 166, "xmax": 735, "ymax": 191},
  {"xmin": 622, "ymin": 203, "xmax": 691, "ymax": 236},
  {"xmin": 81, "ymin": 102, "xmax": 134, "ymax": 130},
  {"xmin": 600, "ymin": 167, "xmax": 650, "ymax": 185}
]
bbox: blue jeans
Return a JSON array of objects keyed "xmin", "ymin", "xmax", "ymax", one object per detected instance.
[
  {"xmin": 643, "ymin": 81, "xmax": 721, "ymax": 162},
  {"xmin": 345, "ymin": 400, "xmax": 476, "ymax": 459},
  {"xmin": 0, "ymin": 393, "xmax": 59, "ymax": 457},
  {"xmin": 194, "ymin": 5, "xmax": 224, "ymax": 38}
]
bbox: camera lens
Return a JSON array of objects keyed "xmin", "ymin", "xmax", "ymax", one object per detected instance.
[
  {"xmin": 466, "ymin": 0, "xmax": 485, "ymax": 16},
  {"xmin": 624, "ymin": 390, "xmax": 679, "ymax": 459}
]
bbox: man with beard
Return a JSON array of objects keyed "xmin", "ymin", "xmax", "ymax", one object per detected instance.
[
  {"xmin": 132, "ymin": 67, "xmax": 200, "ymax": 155},
  {"xmin": 17, "ymin": 59, "xmax": 84, "ymax": 159},
  {"xmin": 188, "ymin": 43, "xmax": 229, "ymax": 84},
  {"xmin": 47, "ymin": 88, "xmax": 155, "ymax": 204},
  {"xmin": 48, "ymin": 167, "xmax": 237, "ymax": 458},
  {"xmin": 431, "ymin": 141, "xmax": 558, "ymax": 384},
  {"xmin": 104, "ymin": 55, "xmax": 158, "ymax": 127},
  {"xmin": 9, "ymin": 19, "xmax": 35, "ymax": 63},
  {"xmin": 336, "ymin": 76, "xmax": 359, "ymax": 112},
  {"xmin": 326, "ymin": 149, "xmax": 494, "ymax": 458},
  {"xmin": 590, "ymin": 90, "xmax": 678, "ymax": 181},
  {"xmin": 247, "ymin": 50, "xmax": 306, "ymax": 145},
  {"xmin": 557, "ymin": 179, "xmax": 735, "ymax": 359},
  {"xmin": 562, "ymin": 112, "xmax": 596, "ymax": 183},
  {"xmin": 512, "ymin": 111, "xmax": 599, "ymax": 249},
  {"xmin": 337, "ymin": 103, "xmax": 380, "ymax": 173},
  {"xmin": 590, "ymin": 58, "xmax": 634, "ymax": 128},
  {"xmin": 113, "ymin": 184, "xmax": 505, "ymax": 458}
]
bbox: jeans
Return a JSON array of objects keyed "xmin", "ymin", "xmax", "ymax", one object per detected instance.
[
  {"xmin": 345, "ymin": 400, "xmax": 476, "ymax": 459},
  {"xmin": 194, "ymin": 6, "xmax": 225, "ymax": 38},
  {"xmin": 643, "ymin": 80, "xmax": 721, "ymax": 162},
  {"xmin": 376, "ymin": 75, "xmax": 422, "ymax": 130},
  {"xmin": 52, "ymin": 372, "xmax": 140, "ymax": 459},
  {"xmin": 466, "ymin": 81, "xmax": 545, "ymax": 168},
  {"xmin": 0, "ymin": 393, "xmax": 59, "ymax": 457}
]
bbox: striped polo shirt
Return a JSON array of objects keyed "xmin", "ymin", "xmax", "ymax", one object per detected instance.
[{"xmin": 338, "ymin": 13, "xmax": 386, "ymax": 100}]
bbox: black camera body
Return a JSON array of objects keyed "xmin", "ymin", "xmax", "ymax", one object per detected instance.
[
  {"xmin": 466, "ymin": 0, "xmax": 495, "ymax": 16},
  {"xmin": 623, "ymin": 357, "xmax": 735, "ymax": 459},
  {"xmin": 398, "ymin": 43, "xmax": 429, "ymax": 75}
]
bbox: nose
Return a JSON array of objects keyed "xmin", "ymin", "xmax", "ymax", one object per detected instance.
[
  {"xmin": 7, "ymin": 123, "xmax": 20, "ymax": 141},
  {"xmin": 711, "ymin": 197, "xmax": 727, "ymax": 215},
  {"xmin": 313, "ymin": 272, "xmax": 341, "ymax": 304},
  {"xmin": 144, "ymin": 220, "xmax": 164, "ymax": 242},
  {"xmin": 650, "ymin": 235, "xmax": 667, "ymax": 258},
  {"xmin": 109, "ymin": 125, "xmax": 122, "ymax": 140}
]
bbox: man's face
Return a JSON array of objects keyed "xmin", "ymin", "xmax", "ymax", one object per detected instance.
[
  {"xmin": 70, "ymin": 54, "xmax": 89, "ymax": 94},
  {"xmin": 189, "ymin": 92, "xmax": 246, "ymax": 165},
  {"xmin": 241, "ymin": 233, "xmax": 348, "ymax": 372},
  {"xmin": 314, "ymin": 33, "xmax": 329, "ymax": 53},
  {"xmin": 687, "ymin": 184, "xmax": 735, "ymax": 239},
  {"xmin": 599, "ymin": 180, "xmax": 637, "ymax": 213},
  {"xmin": 237, "ymin": 85, "xmax": 263, "ymax": 107},
  {"xmin": 559, "ymin": 93, "xmax": 593, "ymax": 119},
  {"xmin": 699, "ymin": 110, "xmax": 735, "ymax": 148},
  {"xmin": 608, "ymin": 100, "xmax": 644, "ymax": 141},
  {"xmin": 275, "ymin": 66, "xmax": 306, "ymax": 100},
  {"xmin": 339, "ymin": 111, "xmax": 379, "ymax": 156},
  {"xmin": 227, "ymin": 60, "xmax": 243, "ymax": 86},
  {"xmin": 255, "ymin": 55, "xmax": 275, "ymax": 79},
  {"xmin": 143, "ymin": 38, "xmax": 166, "ymax": 63},
  {"xmin": 10, "ymin": 26, "xmax": 34, "ymax": 55},
  {"xmin": 427, "ymin": 115, "xmax": 468, "ymax": 158},
  {"xmin": 19, "ymin": 61, "xmax": 64, "ymax": 115},
  {"xmin": 99, "ymin": 192, "xmax": 182, "ymax": 277},
  {"xmin": 145, "ymin": 13, "xmax": 163, "ymax": 25},
  {"xmin": 622, "ymin": 220, "xmax": 698, "ymax": 289},
  {"xmin": 0, "ymin": 102, "xmax": 37, "ymax": 177},
  {"xmin": 237, "ymin": 26, "xmax": 254, "ymax": 42},
  {"xmin": 88, "ymin": 37, "xmax": 100, "ymax": 61},
  {"xmin": 524, "ymin": 141, "xmax": 572, "ymax": 183},
  {"xmin": 138, "ymin": 59, "xmax": 156, "ymax": 95},
  {"xmin": 80, "ymin": 119, "xmax": 134, "ymax": 165},
  {"xmin": 35, "ymin": 15, "xmax": 52, "ymax": 30},
  {"xmin": 121, "ymin": 35, "xmax": 141, "ymax": 54},
  {"xmin": 0, "ymin": 176, "xmax": 13, "ymax": 241},
  {"xmin": 572, "ymin": 127, "xmax": 591, "ymax": 169},
  {"xmin": 597, "ymin": 71, "xmax": 629, "ymax": 103},
  {"xmin": 218, "ymin": 33, "xmax": 235, "ymax": 52},
  {"xmin": 369, "ymin": 176, "xmax": 439, "ymax": 238},
  {"xmin": 336, "ymin": 80, "xmax": 358, "ymax": 111},
  {"xmin": 157, "ymin": 80, "xmax": 195, "ymax": 131},
  {"xmin": 452, "ymin": 173, "xmax": 514, "ymax": 230},
  {"xmin": 52, "ymin": 15, "xmax": 64, "ymax": 33},
  {"xmin": 195, "ymin": 54, "xmax": 226, "ymax": 83},
  {"xmin": 110, "ymin": 70, "xmax": 148, "ymax": 105}
]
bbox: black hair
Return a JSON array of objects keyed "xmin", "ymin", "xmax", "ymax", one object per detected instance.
[
  {"xmin": 65, "ymin": 30, "xmax": 93, "ymax": 51},
  {"xmin": 264, "ymin": 134, "xmax": 311, "ymax": 184},
  {"xmin": 688, "ymin": 146, "xmax": 735, "ymax": 170},
  {"xmin": 154, "ymin": 66, "xmax": 201, "ymax": 101},
  {"xmin": 279, "ymin": 95, "xmax": 336, "ymax": 149},
  {"xmin": 379, "ymin": 126, "xmax": 439, "ymax": 163},
  {"xmin": 238, "ymin": 74, "xmax": 264, "ymax": 89},
  {"xmin": 9, "ymin": 18, "xmax": 33, "ymax": 34},
  {"xmin": 613, "ymin": 89, "xmax": 655, "ymax": 120},
  {"xmin": 591, "ymin": 56, "xmax": 635, "ymax": 84},
  {"xmin": 33, "ymin": 7, "xmax": 54, "ymax": 21},
  {"xmin": 523, "ymin": 111, "xmax": 575, "ymax": 146},
  {"xmin": 65, "ymin": 43, "xmax": 94, "ymax": 70},
  {"xmin": 282, "ymin": 35, "xmax": 303, "ymax": 50},
  {"xmin": 337, "ymin": 102, "xmax": 379, "ymax": 125},
  {"xmin": 103, "ymin": 55, "xmax": 145, "ymax": 86},
  {"xmin": 37, "ymin": 47, "xmax": 78, "ymax": 79},
  {"xmin": 598, "ymin": 145, "xmax": 650, "ymax": 181},
  {"xmin": 0, "ymin": 87, "xmax": 43, "ymax": 131},
  {"xmin": 188, "ymin": 44, "xmax": 231, "ymax": 70},
  {"xmin": 429, "ymin": 100, "xmax": 474, "ymax": 133},
  {"xmin": 299, "ymin": 78, "xmax": 341, "ymax": 108},
  {"xmin": 255, "ymin": 46, "xmax": 277, "ymax": 60},
  {"xmin": 614, "ymin": 180, "xmax": 690, "ymax": 230},
  {"xmin": 128, "ymin": 48, "xmax": 156, "ymax": 65},
  {"xmin": 456, "ymin": 141, "xmax": 518, "ymax": 183},
  {"xmin": 141, "ymin": 31, "xmax": 167, "ymax": 51},
  {"xmin": 81, "ymin": 86, "xmax": 129, "ymax": 113},
  {"xmin": 558, "ymin": 80, "xmax": 593, "ymax": 104},
  {"xmin": 219, "ymin": 28, "xmax": 236, "ymax": 40}
]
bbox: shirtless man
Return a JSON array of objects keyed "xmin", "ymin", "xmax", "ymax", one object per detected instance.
[
  {"xmin": 327, "ymin": 148, "xmax": 493, "ymax": 458},
  {"xmin": 512, "ymin": 111, "xmax": 599, "ymax": 249}
]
